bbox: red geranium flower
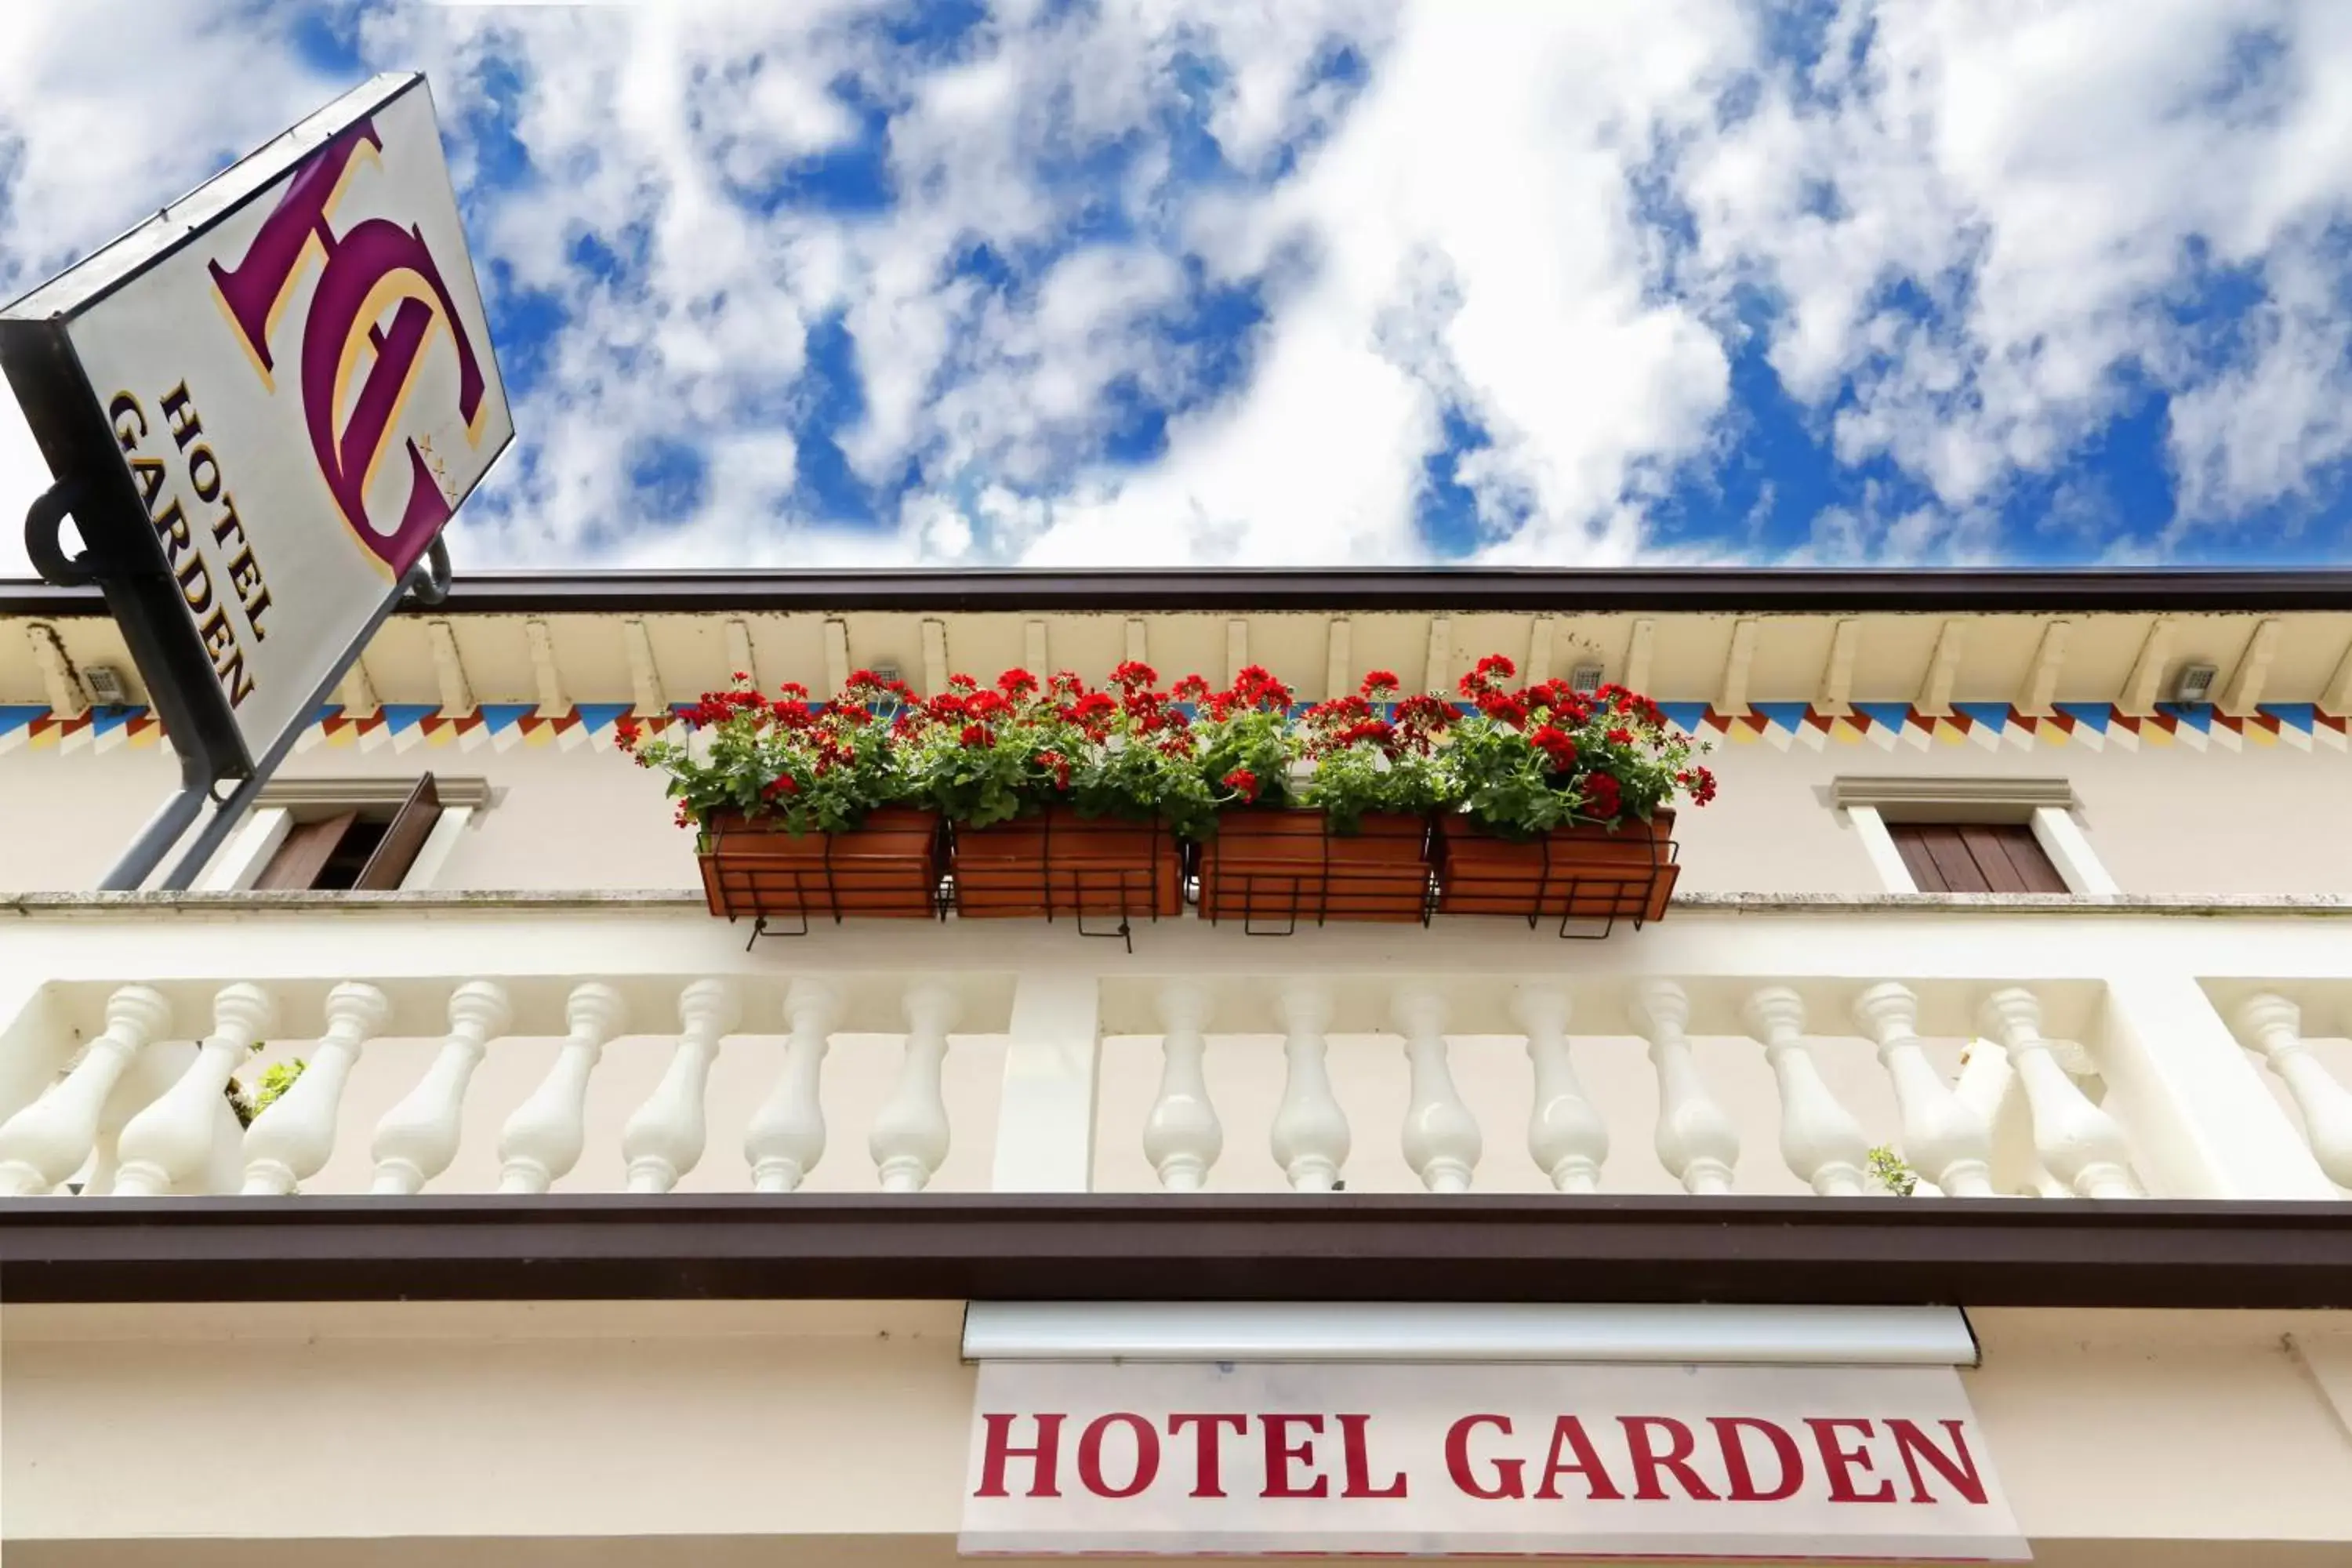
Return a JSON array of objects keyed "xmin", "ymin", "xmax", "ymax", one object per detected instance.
[
  {"xmin": 1222, "ymin": 768, "xmax": 1261, "ymax": 802},
  {"xmin": 1530, "ymin": 724, "xmax": 1578, "ymax": 769},
  {"xmin": 1584, "ymin": 771, "xmax": 1622, "ymax": 818},
  {"xmin": 1460, "ymin": 652, "xmax": 1519, "ymax": 699},
  {"xmin": 1475, "ymin": 689, "xmax": 1530, "ymax": 727}
]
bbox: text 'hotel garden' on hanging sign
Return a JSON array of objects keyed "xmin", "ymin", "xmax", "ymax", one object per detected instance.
[
  {"xmin": 960, "ymin": 1360, "xmax": 2027, "ymax": 1561},
  {"xmin": 0, "ymin": 72, "xmax": 510, "ymax": 776}
]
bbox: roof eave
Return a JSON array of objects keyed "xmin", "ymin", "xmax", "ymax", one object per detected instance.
[{"xmin": 7, "ymin": 566, "xmax": 2352, "ymax": 618}]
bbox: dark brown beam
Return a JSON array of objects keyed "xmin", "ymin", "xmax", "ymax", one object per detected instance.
[
  {"xmin": 9, "ymin": 567, "xmax": 2352, "ymax": 618},
  {"xmin": 5, "ymin": 1195, "xmax": 2352, "ymax": 1306}
]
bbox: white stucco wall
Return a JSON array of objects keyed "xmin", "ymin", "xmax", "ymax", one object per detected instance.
[
  {"xmin": 8, "ymin": 1302, "xmax": 2352, "ymax": 1563},
  {"xmin": 3, "ymin": 726, "xmax": 2349, "ymax": 897},
  {"xmin": 1668, "ymin": 733, "xmax": 2352, "ymax": 898}
]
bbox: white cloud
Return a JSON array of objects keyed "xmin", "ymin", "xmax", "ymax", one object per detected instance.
[
  {"xmin": 1678, "ymin": 0, "xmax": 2352, "ymax": 529},
  {"xmin": 0, "ymin": 2, "xmax": 344, "ymax": 561},
  {"xmin": 2165, "ymin": 238, "xmax": 2352, "ymax": 528},
  {"xmin": 3, "ymin": 0, "xmax": 2352, "ymax": 583}
]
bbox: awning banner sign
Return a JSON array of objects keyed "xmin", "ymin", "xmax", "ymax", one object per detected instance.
[{"xmin": 961, "ymin": 1359, "xmax": 2027, "ymax": 1561}]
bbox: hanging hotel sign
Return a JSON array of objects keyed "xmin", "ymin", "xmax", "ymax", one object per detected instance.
[
  {"xmin": 0, "ymin": 72, "xmax": 510, "ymax": 782},
  {"xmin": 961, "ymin": 1360, "xmax": 2027, "ymax": 1561}
]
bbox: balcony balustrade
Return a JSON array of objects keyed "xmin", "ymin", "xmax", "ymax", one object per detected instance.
[{"xmin": 0, "ymin": 893, "xmax": 2345, "ymax": 1203}]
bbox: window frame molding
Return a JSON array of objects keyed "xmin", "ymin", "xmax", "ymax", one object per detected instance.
[
  {"xmin": 1833, "ymin": 776, "xmax": 2118, "ymax": 896},
  {"xmin": 249, "ymin": 776, "xmax": 495, "ymax": 811}
]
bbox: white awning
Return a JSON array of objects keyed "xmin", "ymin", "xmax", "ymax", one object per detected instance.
[{"xmin": 961, "ymin": 1301, "xmax": 1979, "ymax": 1367}]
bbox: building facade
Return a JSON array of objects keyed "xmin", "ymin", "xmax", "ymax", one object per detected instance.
[{"xmin": 2, "ymin": 567, "xmax": 2352, "ymax": 1566}]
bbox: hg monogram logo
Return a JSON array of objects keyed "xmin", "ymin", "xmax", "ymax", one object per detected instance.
[{"xmin": 208, "ymin": 118, "xmax": 489, "ymax": 578}]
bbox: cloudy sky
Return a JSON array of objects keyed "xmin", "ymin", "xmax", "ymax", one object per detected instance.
[{"xmin": 2, "ymin": 0, "xmax": 2350, "ymax": 572}]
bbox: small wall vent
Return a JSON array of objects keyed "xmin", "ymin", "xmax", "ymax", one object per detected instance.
[{"xmin": 82, "ymin": 665, "xmax": 131, "ymax": 706}]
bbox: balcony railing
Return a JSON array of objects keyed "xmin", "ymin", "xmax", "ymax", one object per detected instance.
[{"xmin": 0, "ymin": 891, "xmax": 2345, "ymax": 1203}]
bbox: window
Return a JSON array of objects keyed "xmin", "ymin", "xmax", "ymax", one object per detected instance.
[
  {"xmin": 254, "ymin": 775, "xmax": 445, "ymax": 891},
  {"xmin": 1831, "ymin": 776, "xmax": 2118, "ymax": 896},
  {"xmin": 195, "ymin": 775, "xmax": 492, "ymax": 893},
  {"xmin": 1887, "ymin": 821, "xmax": 2067, "ymax": 894}
]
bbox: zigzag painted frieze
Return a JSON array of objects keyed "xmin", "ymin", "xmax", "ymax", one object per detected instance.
[{"xmin": 0, "ymin": 699, "xmax": 2346, "ymax": 757}]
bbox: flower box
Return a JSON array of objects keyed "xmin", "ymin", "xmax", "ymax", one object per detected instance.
[
  {"xmin": 698, "ymin": 808, "xmax": 944, "ymax": 922},
  {"xmin": 1434, "ymin": 810, "xmax": 1679, "ymax": 926},
  {"xmin": 950, "ymin": 807, "xmax": 1185, "ymax": 920},
  {"xmin": 1195, "ymin": 808, "xmax": 1433, "ymax": 927}
]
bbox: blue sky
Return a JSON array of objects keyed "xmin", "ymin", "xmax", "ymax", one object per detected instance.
[{"xmin": 5, "ymin": 0, "xmax": 2352, "ymax": 570}]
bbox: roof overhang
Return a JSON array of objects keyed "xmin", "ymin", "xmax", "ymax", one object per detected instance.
[
  {"xmin": 12, "ymin": 566, "xmax": 2352, "ymax": 617},
  {"xmin": 6, "ymin": 568, "xmax": 2352, "ymax": 714}
]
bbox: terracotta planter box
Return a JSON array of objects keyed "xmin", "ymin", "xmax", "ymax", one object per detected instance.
[
  {"xmin": 1436, "ymin": 810, "xmax": 1679, "ymax": 925},
  {"xmin": 698, "ymin": 807, "xmax": 943, "ymax": 921},
  {"xmin": 1195, "ymin": 808, "xmax": 1433, "ymax": 927},
  {"xmin": 951, "ymin": 807, "xmax": 1184, "ymax": 920}
]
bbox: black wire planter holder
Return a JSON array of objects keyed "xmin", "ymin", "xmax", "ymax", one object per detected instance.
[
  {"xmin": 696, "ymin": 810, "xmax": 950, "ymax": 949},
  {"xmin": 1431, "ymin": 813, "xmax": 1682, "ymax": 939},
  {"xmin": 1193, "ymin": 811, "xmax": 1439, "ymax": 936},
  {"xmin": 946, "ymin": 809, "xmax": 1184, "ymax": 954}
]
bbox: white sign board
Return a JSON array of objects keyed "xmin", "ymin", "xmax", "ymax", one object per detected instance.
[
  {"xmin": 962, "ymin": 1360, "xmax": 2027, "ymax": 1561},
  {"xmin": 0, "ymin": 72, "xmax": 510, "ymax": 775}
]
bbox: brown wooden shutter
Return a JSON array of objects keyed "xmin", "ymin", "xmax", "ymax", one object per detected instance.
[
  {"xmin": 1960, "ymin": 824, "xmax": 2069, "ymax": 893},
  {"xmin": 253, "ymin": 812, "xmax": 357, "ymax": 891},
  {"xmin": 353, "ymin": 775, "xmax": 444, "ymax": 891},
  {"xmin": 1889, "ymin": 822, "xmax": 2068, "ymax": 893}
]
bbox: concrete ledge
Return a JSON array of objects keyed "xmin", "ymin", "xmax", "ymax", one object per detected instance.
[
  {"xmin": 4, "ymin": 888, "xmax": 2349, "ymax": 919},
  {"xmin": 6, "ymin": 1194, "xmax": 2352, "ymax": 1307}
]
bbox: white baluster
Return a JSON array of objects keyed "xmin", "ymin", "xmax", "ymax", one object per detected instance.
[
  {"xmin": 747, "ymin": 978, "xmax": 839, "ymax": 1193},
  {"xmin": 1394, "ymin": 985, "xmax": 1479, "ymax": 1193},
  {"xmin": 1979, "ymin": 988, "xmax": 2138, "ymax": 1199},
  {"xmin": 622, "ymin": 980, "xmax": 740, "ymax": 1195},
  {"xmin": 1852, "ymin": 983, "xmax": 1994, "ymax": 1198},
  {"xmin": 1630, "ymin": 980, "xmax": 1738, "ymax": 1195},
  {"xmin": 0, "ymin": 986, "xmax": 172, "ymax": 1196},
  {"xmin": 2234, "ymin": 996, "xmax": 2352, "ymax": 1189},
  {"xmin": 1143, "ymin": 981, "xmax": 1221, "ymax": 1192},
  {"xmin": 1743, "ymin": 986, "xmax": 1869, "ymax": 1196},
  {"xmin": 370, "ymin": 981, "xmax": 512, "ymax": 1195},
  {"xmin": 241, "ymin": 982, "xmax": 389, "ymax": 1196},
  {"xmin": 871, "ymin": 982, "xmax": 957, "ymax": 1193},
  {"xmin": 114, "ymin": 984, "xmax": 276, "ymax": 1197},
  {"xmin": 1270, "ymin": 982, "xmax": 1349, "ymax": 1193},
  {"xmin": 1514, "ymin": 983, "xmax": 1606, "ymax": 1193},
  {"xmin": 496, "ymin": 983, "xmax": 626, "ymax": 1195}
]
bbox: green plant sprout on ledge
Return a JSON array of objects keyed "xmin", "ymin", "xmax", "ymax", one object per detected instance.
[{"xmin": 1867, "ymin": 1144, "xmax": 1919, "ymax": 1197}]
